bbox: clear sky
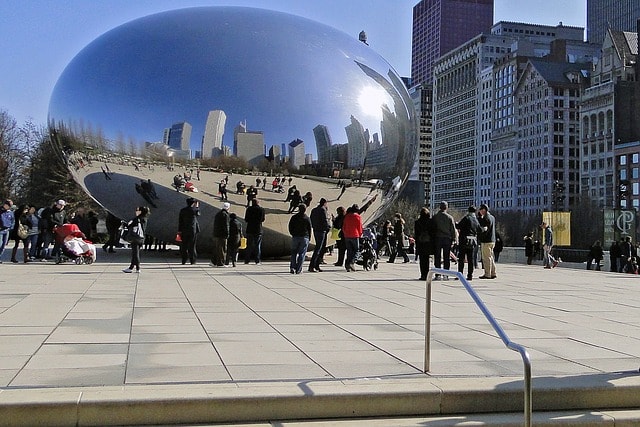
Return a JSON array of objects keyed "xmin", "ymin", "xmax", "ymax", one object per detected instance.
[{"xmin": 0, "ymin": 0, "xmax": 585, "ymax": 126}]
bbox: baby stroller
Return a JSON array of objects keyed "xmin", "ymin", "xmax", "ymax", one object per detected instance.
[
  {"xmin": 356, "ymin": 235, "xmax": 378, "ymax": 271},
  {"xmin": 54, "ymin": 223, "xmax": 96, "ymax": 264}
]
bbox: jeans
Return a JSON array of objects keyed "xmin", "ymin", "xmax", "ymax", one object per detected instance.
[
  {"xmin": 245, "ymin": 233, "xmax": 262, "ymax": 264},
  {"xmin": 345, "ymin": 237, "xmax": 360, "ymax": 270},
  {"xmin": 290, "ymin": 236, "xmax": 309, "ymax": 273},
  {"xmin": 0, "ymin": 229, "xmax": 9, "ymax": 260},
  {"xmin": 309, "ymin": 231, "xmax": 327, "ymax": 270},
  {"xmin": 434, "ymin": 237, "xmax": 453, "ymax": 270},
  {"xmin": 457, "ymin": 244, "xmax": 475, "ymax": 279}
]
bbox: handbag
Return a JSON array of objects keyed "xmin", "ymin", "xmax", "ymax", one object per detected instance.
[
  {"xmin": 330, "ymin": 227, "xmax": 341, "ymax": 241},
  {"xmin": 17, "ymin": 223, "xmax": 29, "ymax": 240},
  {"xmin": 239, "ymin": 237, "xmax": 247, "ymax": 250}
]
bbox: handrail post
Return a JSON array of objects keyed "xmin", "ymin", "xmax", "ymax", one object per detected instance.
[
  {"xmin": 425, "ymin": 268, "xmax": 532, "ymax": 426},
  {"xmin": 424, "ymin": 271, "xmax": 433, "ymax": 372}
]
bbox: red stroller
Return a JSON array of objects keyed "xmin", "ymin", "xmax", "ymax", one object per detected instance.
[{"xmin": 54, "ymin": 223, "xmax": 96, "ymax": 264}]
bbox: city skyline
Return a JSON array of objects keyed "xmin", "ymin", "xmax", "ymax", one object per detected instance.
[{"xmin": 1, "ymin": 0, "xmax": 585, "ymax": 128}]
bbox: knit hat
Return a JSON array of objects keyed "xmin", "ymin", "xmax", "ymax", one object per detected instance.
[{"xmin": 222, "ymin": 202, "xmax": 230, "ymax": 210}]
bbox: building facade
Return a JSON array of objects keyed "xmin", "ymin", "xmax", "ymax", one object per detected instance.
[
  {"xmin": 411, "ymin": 0, "xmax": 493, "ymax": 86},
  {"xmin": 201, "ymin": 110, "xmax": 226, "ymax": 159},
  {"xmin": 289, "ymin": 139, "xmax": 305, "ymax": 169},
  {"xmin": 167, "ymin": 122, "xmax": 192, "ymax": 152},
  {"xmin": 587, "ymin": 0, "xmax": 640, "ymax": 44}
]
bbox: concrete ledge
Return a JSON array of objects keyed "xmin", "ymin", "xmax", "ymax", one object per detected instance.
[{"xmin": 2, "ymin": 375, "xmax": 640, "ymax": 426}]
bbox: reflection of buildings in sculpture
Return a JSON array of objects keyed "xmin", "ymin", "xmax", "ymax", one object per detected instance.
[
  {"xmin": 168, "ymin": 148, "xmax": 191, "ymax": 161},
  {"xmin": 166, "ymin": 122, "xmax": 192, "ymax": 152},
  {"xmin": 202, "ymin": 110, "xmax": 226, "ymax": 159},
  {"xmin": 313, "ymin": 124, "xmax": 332, "ymax": 164},
  {"xmin": 354, "ymin": 61, "xmax": 417, "ymax": 174},
  {"xmin": 289, "ymin": 139, "xmax": 305, "ymax": 169},
  {"xmin": 233, "ymin": 121, "xmax": 265, "ymax": 166},
  {"xmin": 305, "ymin": 153, "xmax": 313, "ymax": 165},
  {"xmin": 345, "ymin": 115, "xmax": 367, "ymax": 168},
  {"xmin": 268, "ymin": 145, "xmax": 281, "ymax": 164}
]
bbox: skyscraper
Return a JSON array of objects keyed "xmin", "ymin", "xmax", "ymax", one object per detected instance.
[
  {"xmin": 587, "ymin": 0, "xmax": 640, "ymax": 44},
  {"xmin": 289, "ymin": 139, "xmax": 305, "ymax": 169},
  {"xmin": 167, "ymin": 122, "xmax": 192, "ymax": 151},
  {"xmin": 411, "ymin": 0, "xmax": 493, "ymax": 85},
  {"xmin": 201, "ymin": 110, "xmax": 226, "ymax": 159}
]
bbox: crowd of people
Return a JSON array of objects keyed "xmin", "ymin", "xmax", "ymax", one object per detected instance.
[{"xmin": 0, "ymin": 198, "xmax": 100, "ymax": 264}]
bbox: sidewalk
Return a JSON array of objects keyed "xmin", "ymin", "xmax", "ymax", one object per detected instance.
[{"xmin": 1, "ymin": 246, "xmax": 640, "ymax": 424}]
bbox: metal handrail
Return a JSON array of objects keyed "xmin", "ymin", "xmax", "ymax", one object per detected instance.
[{"xmin": 424, "ymin": 268, "xmax": 531, "ymax": 427}]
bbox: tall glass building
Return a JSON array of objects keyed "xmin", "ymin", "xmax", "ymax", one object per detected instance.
[
  {"xmin": 587, "ymin": 0, "xmax": 640, "ymax": 44},
  {"xmin": 411, "ymin": 0, "xmax": 494, "ymax": 86}
]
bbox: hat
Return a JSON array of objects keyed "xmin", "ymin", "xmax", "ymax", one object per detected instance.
[
  {"xmin": 222, "ymin": 202, "xmax": 230, "ymax": 210},
  {"xmin": 319, "ymin": 198, "xmax": 327, "ymax": 205},
  {"xmin": 56, "ymin": 199, "xmax": 66, "ymax": 206},
  {"xmin": 186, "ymin": 197, "xmax": 195, "ymax": 206}
]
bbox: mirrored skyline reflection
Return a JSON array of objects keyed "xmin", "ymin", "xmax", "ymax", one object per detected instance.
[{"xmin": 48, "ymin": 6, "xmax": 415, "ymax": 166}]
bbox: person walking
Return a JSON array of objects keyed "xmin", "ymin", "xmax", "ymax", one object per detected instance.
[
  {"xmin": 10, "ymin": 205, "xmax": 30, "ymax": 263},
  {"xmin": 244, "ymin": 198, "xmax": 265, "ymax": 265},
  {"xmin": 309, "ymin": 198, "xmax": 331, "ymax": 272},
  {"xmin": 332, "ymin": 206, "xmax": 346, "ymax": 267},
  {"xmin": 414, "ymin": 207, "xmax": 435, "ymax": 280},
  {"xmin": 619, "ymin": 236, "xmax": 633, "ymax": 273},
  {"xmin": 210, "ymin": 202, "xmax": 230, "ymax": 267},
  {"xmin": 586, "ymin": 240, "xmax": 603, "ymax": 271},
  {"xmin": 477, "ymin": 204, "xmax": 497, "ymax": 279},
  {"xmin": 122, "ymin": 206, "xmax": 149, "ymax": 273},
  {"xmin": 455, "ymin": 206, "xmax": 482, "ymax": 281},
  {"xmin": 178, "ymin": 197, "xmax": 200, "ymax": 265},
  {"xmin": 432, "ymin": 201, "xmax": 457, "ymax": 279},
  {"xmin": 609, "ymin": 240, "xmax": 620, "ymax": 272},
  {"xmin": 25, "ymin": 205, "xmax": 40, "ymax": 261},
  {"xmin": 288, "ymin": 203, "xmax": 311, "ymax": 274},
  {"xmin": 524, "ymin": 232, "xmax": 534, "ymax": 265},
  {"xmin": 227, "ymin": 212, "xmax": 243, "ymax": 267},
  {"xmin": 541, "ymin": 221, "xmax": 557, "ymax": 269},
  {"xmin": 387, "ymin": 213, "xmax": 410, "ymax": 263},
  {"xmin": 103, "ymin": 212, "xmax": 121, "ymax": 253},
  {"xmin": 342, "ymin": 204, "xmax": 363, "ymax": 272}
]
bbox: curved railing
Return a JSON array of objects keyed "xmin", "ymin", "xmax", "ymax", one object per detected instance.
[{"xmin": 424, "ymin": 268, "xmax": 531, "ymax": 427}]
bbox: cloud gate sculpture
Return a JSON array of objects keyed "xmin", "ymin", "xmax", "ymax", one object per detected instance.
[{"xmin": 48, "ymin": 6, "xmax": 417, "ymax": 257}]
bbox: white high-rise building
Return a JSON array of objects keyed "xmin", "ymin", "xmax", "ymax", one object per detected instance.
[{"xmin": 202, "ymin": 110, "xmax": 226, "ymax": 158}]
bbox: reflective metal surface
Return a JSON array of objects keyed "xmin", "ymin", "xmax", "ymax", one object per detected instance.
[{"xmin": 48, "ymin": 7, "xmax": 417, "ymax": 256}]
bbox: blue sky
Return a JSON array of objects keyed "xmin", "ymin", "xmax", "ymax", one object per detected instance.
[{"xmin": 0, "ymin": 0, "xmax": 585, "ymax": 126}]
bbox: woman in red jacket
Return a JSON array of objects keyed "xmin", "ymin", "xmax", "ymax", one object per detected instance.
[{"xmin": 341, "ymin": 204, "xmax": 363, "ymax": 272}]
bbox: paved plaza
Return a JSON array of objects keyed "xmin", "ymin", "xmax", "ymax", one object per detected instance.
[{"xmin": 1, "ymin": 246, "xmax": 640, "ymax": 425}]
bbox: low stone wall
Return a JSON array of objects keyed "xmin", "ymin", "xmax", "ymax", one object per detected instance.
[{"xmin": 498, "ymin": 247, "xmax": 611, "ymax": 271}]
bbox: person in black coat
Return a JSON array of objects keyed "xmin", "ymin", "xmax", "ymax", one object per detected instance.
[
  {"xmin": 587, "ymin": 240, "xmax": 603, "ymax": 271},
  {"xmin": 609, "ymin": 240, "xmax": 620, "ymax": 272},
  {"xmin": 414, "ymin": 207, "xmax": 435, "ymax": 280},
  {"xmin": 227, "ymin": 212, "xmax": 243, "ymax": 267},
  {"xmin": 178, "ymin": 197, "xmax": 200, "ymax": 265},
  {"xmin": 244, "ymin": 198, "xmax": 266, "ymax": 264},
  {"xmin": 122, "ymin": 206, "xmax": 149, "ymax": 273},
  {"xmin": 456, "ymin": 206, "xmax": 482, "ymax": 280},
  {"xmin": 211, "ymin": 202, "xmax": 230, "ymax": 267}
]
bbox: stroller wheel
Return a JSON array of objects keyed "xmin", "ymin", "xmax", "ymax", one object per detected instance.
[
  {"xmin": 75, "ymin": 258, "xmax": 82, "ymax": 265},
  {"xmin": 86, "ymin": 257, "xmax": 94, "ymax": 265}
]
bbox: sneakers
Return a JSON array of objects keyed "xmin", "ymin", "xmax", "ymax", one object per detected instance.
[
  {"xmin": 122, "ymin": 268, "xmax": 133, "ymax": 273},
  {"xmin": 552, "ymin": 260, "xmax": 558, "ymax": 268}
]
